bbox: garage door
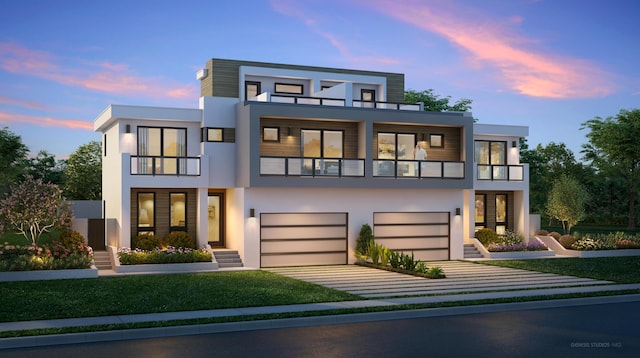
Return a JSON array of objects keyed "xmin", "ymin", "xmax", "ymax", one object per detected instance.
[
  {"xmin": 373, "ymin": 212, "xmax": 449, "ymax": 261},
  {"xmin": 260, "ymin": 212, "xmax": 348, "ymax": 267}
]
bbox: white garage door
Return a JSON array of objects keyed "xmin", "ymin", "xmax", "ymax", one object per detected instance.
[
  {"xmin": 373, "ymin": 212, "xmax": 450, "ymax": 261},
  {"xmin": 260, "ymin": 212, "xmax": 348, "ymax": 267}
]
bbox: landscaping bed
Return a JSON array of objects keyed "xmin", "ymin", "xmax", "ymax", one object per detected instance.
[
  {"xmin": 472, "ymin": 229, "xmax": 553, "ymax": 259},
  {"xmin": 537, "ymin": 231, "xmax": 640, "ymax": 258},
  {"xmin": 111, "ymin": 246, "xmax": 218, "ymax": 273}
]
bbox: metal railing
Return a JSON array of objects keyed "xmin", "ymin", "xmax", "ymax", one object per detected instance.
[
  {"xmin": 352, "ymin": 100, "xmax": 421, "ymax": 111},
  {"xmin": 260, "ymin": 157, "xmax": 365, "ymax": 177},
  {"xmin": 373, "ymin": 160, "xmax": 465, "ymax": 179},
  {"xmin": 254, "ymin": 93, "xmax": 420, "ymax": 111},
  {"xmin": 131, "ymin": 156, "xmax": 201, "ymax": 176},
  {"xmin": 270, "ymin": 95, "xmax": 346, "ymax": 107},
  {"xmin": 476, "ymin": 164, "xmax": 524, "ymax": 181}
]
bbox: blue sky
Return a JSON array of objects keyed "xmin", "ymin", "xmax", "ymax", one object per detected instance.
[{"xmin": 1, "ymin": 0, "xmax": 638, "ymax": 158}]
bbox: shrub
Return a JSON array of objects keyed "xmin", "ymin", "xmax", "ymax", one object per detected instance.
[
  {"xmin": 356, "ymin": 224, "xmax": 374, "ymax": 258},
  {"xmin": 389, "ymin": 250, "xmax": 402, "ymax": 269},
  {"xmin": 401, "ymin": 252, "xmax": 417, "ymax": 271},
  {"xmin": 426, "ymin": 266, "xmax": 446, "ymax": 279},
  {"xmin": 57, "ymin": 230, "xmax": 86, "ymax": 250},
  {"xmin": 536, "ymin": 230, "xmax": 549, "ymax": 236},
  {"xmin": 163, "ymin": 231, "xmax": 195, "ymax": 249},
  {"xmin": 488, "ymin": 241, "xmax": 548, "ymax": 252},
  {"xmin": 415, "ymin": 261, "xmax": 427, "ymax": 274},
  {"xmin": 0, "ymin": 242, "xmax": 92, "ymax": 271},
  {"xmin": 501, "ymin": 230, "xmax": 524, "ymax": 245},
  {"xmin": 548, "ymin": 232, "xmax": 561, "ymax": 240},
  {"xmin": 132, "ymin": 233, "xmax": 161, "ymax": 251},
  {"xmin": 368, "ymin": 241, "xmax": 381, "ymax": 265},
  {"xmin": 571, "ymin": 236, "xmax": 601, "ymax": 251},
  {"xmin": 558, "ymin": 234, "xmax": 576, "ymax": 249},
  {"xmin": 616, "ymin": 239, "xmax": 640, "ymax": 249},
  {"xmin": 118, "ymin": 247, "xmax": 212, "ymax": 265},
  {"xmin": 475, "ymin": 228, "xmax": 499, "ymax": 246}
]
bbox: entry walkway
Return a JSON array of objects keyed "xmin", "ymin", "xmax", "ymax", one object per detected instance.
[{"xmin": 267, "ymin": 261, "xmax": 614, "ymax": 298}]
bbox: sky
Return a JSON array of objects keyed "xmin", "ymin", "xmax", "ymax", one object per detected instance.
[{"xmin": 1, "ymin": 0, "xmax": 638, "ymax": 159}]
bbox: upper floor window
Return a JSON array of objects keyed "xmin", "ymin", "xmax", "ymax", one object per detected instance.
[
  {"xmin": 275, "ymin": 83, "xmax": 303, "ymax": 95},
  {"xmin": 378, "ymin": 133, "xmax": 415, "ymax": 160},
  {"xmin": 138, "ymin": 127, "xmax": 187, "ymax": 157},
  {"xmin": 474, "ymin": 140, "xmax": 505, "ymax": 165},
  {"xmin": 301, "ymin": 129, "xmax": 343, "ymax": 158},
  {"xmin": 361, "ymin": 89, "xmax": 376, "ymax": 101},
  {"xmin": 245, "ymin": 81, "xmax": 261, "ymax": 100}
]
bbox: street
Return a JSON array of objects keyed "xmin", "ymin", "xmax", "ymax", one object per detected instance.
[{"xmin": 2, "ymin": 300, "xmax": 639, "ymax": 357}]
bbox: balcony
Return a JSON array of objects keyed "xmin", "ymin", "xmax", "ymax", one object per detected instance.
[
  {"xmin": 260, "ymin": 157, "xmax": 365, "ymax": 177},
  {"xmin": 373, "ymin": 160, "xmax": 465, "ymax": 179},
  {"xmin": 131, "ymin": 156, "xmax": 201, "ymax": 176},
  {"xmin": 253, "ymin": 93, "xmax": 422, "ymax": 111},
  {"xmin": 476, "ymin": 164, "xmax": 524, "ymax": 181}
]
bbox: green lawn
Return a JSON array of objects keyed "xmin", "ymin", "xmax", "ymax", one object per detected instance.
[
  {"xmin": 0, "ymin": 271, "xmax": 359, "ymax": 322},
  {"xmin": 480, "ymin": 256, "xmax": 640, "ymax": 283}
]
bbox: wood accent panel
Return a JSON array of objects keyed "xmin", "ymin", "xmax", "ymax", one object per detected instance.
[
  {"xmin": 373, "ymin": 124, "xmax": 462, "ymax": 161},
  {"xmin": 130, "ymin": 188, "xmax": 198, "ymax": 243},
  {"xmin": 202, "ymin": 58, "xmax": 405, "ymax": 102},
  {"xmin": 260, "ymin": 118, "xmax": 359, "ymax": 158},
  {"xmin": 260, "ymin": 212, "xmax": 348, "ymax": 267}
]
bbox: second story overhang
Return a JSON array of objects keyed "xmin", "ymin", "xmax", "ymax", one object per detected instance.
[{"xmin": 236, "ymin": 100, "xmax": 475, "ymax": 190}]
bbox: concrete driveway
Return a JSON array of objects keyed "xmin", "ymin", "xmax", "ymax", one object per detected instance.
[{"xmin": 267, "ymin": 261, "xmax": 614, "ymax": 299}]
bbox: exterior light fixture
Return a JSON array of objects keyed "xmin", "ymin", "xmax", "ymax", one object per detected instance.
[
  {"xmin": 455, "ymin": 208, "xmax": 461, "ymax": 216},
  {"xmin": 126, "ymin": 124, "xmax": 131, "ymax": 133},
  {"xmin": 250, "ymin": 208, "xmax": 255, "ymax": 218},
  {"xmin": 512, "ymin": 140, "xmax": 517, "ymax": 148},
  {"xmin": 287, "ymin": 127, "xmax": 292, "ymax": 136}
]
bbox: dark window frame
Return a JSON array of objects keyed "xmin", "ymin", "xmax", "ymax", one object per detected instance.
[
  {"xmin": 495, "ymin": 193, "xmax": 508, "ymax": 232},
  {"xmin": 245, "ymin": 81, "xmax": 261, "ymax": 100},
  {"xmin": 429, "ymin": 133, "xmax": 445, "ymax": 149},
  {"xmin": 474, "ymin": 140, "xmax": 506, "ymax": 165},
  {"xmin": 137, "ymin": 126, "xmax": 188, "ymax": 157},
  {"xmin": 300, "ymin": 128, "xmax": 345, "ymax": 158},
  {"xmin": 169, "ymin": 192, "xmax": 187, "ymax": 232},
  {"xmin": 377, "ymin": 132, "xmax": 417, "ymax": 160},
  {"xmin": 275, "ymin": 82, "xmax": 304, "ymax": 95},
  {"xmin": 137, "ymin": 192, "xmax": 156, "ymax": 236},
  {"xmin": 361, "ymin": 89, "xmax": 376, "ymax": 101},
  {"xmin": 262, "ymin": 127, "xmax": 280, "ymax": 142},
  {"xmin": 204, "ymin": 127, "xmax": 224, "ymax": 142},
  {"xmin": 474, "ymin": 193, "xmax": 486, "ymax": 230}
]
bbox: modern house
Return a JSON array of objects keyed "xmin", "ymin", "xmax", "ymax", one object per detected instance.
[{"xmin": 94, "ymin": 58, "xmax": 529, "ymax": 268}]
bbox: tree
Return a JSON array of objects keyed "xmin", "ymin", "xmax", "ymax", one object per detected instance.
[
  {"xmin": 581, "ymin": 109, "xmax": 640, "ymax": 229},
  {"xmin": 404, "ymin": 89, "xmax": 473, "ymax": 113},
  {"xmin": 27, "ymin": 150, "xmax": 65, "ymax": 186},
  {"xmin": 546, "ymin": 175, "xmax": 589, "ymax": 234},
  {"xmin": 0, "ymin": 176, "xmax": 72, "ymax": 245},
  {"xmin": 64, "ymin": 141, "xmax": 102, "ymax": 200},
  {"xmin": 0, "ymin": 127, "xmax": 29, "ymax": 195}
]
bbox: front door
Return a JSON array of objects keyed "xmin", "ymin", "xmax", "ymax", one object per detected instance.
[{"xmin": 208, "ymin": 193, "xmax": 225, "ymax": 247}]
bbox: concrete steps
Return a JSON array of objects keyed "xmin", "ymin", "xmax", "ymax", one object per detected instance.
[
  {"xmin": 213, "ymin": 250, "xmax": 244, "ymax": 268},
  {"xmin": 92, "ymin": 250, "xmax": 112, "ymax": 270},
  {"xmin": 464, "ymin": 244, "xmax": 483, "ymax": 258}
]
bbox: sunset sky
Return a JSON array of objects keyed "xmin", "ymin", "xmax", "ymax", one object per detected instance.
[{"xmin": 1, "ymin": 0, "xmax": 638, "ymax": 159}]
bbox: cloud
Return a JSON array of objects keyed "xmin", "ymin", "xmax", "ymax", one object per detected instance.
[
  {"xmin": 270, "ymin": 0, "xmax": 400, "ymax": 67},
  {"xmin": 0, "ymin": 95, "xmax": 51, "ymax": 111},
  {"xmin": 0, "ymin": 110, "xmax": 93, "ymax": 130},
  {"xmin": 365, "ymin": 0, "xmax": 614, "ymax": 99},
  {"xmin": 0, "ymin": 42, "xmax": 197, "ymax": 100}
]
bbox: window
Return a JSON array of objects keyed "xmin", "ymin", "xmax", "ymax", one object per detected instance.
[
  {"xmin": 263, "ymin": 127, "xmax": 279, "ymax": 142},
  {"xmin": 361, "ymin": 89, "xmax": 375, "ymax": 101},
  {"xmin": 137, "ymin": 127, "xmax": 187, "ymax": 174},
  {"xmin": 429, "ymin": 134, "xmax": 444, "ymax": 148},
  {"xmin": 475, "ymin": 194, "xmax": 486, "ymax": 232},
  {"xmin": 206, "ymin": 128, "xmax": 223, "ymax": 142},
  {"xmin": 138, "ymin": 193, "xmax": 155, "ymax": 235},
  {"xmin": 496, "ymin": 194, "xmax": 507, "ymax": 235},
  {"xmin": 475, "ymin": 140, "xmax": 507, "ymax": 179},
  {"xmin": 245, "ymin": 81, "xmax": 261, "ymax": 100},
  {"xmin": 301, "ymin": 129, "xmax": 343, "ymax": 158},
  {"xmin": 377, "ymin": 133, "xmax": 416, "ymax": 160},
  {"xmin": 275, "ymin": 83, "xmax": 303, "ymax": 95},
  {"xmin": 103, "ymin": 134, "xmax": 107, "ymax": 156},
  {"xmin": 170, "ymin": 193, "xmax": 187, "ymax": 231}
]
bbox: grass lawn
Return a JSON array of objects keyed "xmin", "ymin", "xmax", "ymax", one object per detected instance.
[
  {"xmin": 0, "ymin": 271, "xmax": 359, "ymax": 322},
  {"xmin": 480, "ymin": 256, "xmax": 640, "ymax": 283}
]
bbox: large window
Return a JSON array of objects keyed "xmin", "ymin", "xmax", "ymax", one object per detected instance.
[
  {"xmin": 138, "ymin": 193, "xmax": 155, "ymax": 235},
  {"xmin": 137, "ymin": 127, "xmax": 187, "ymax": 174},
  {"xmin": 275, "ymin": 83, "xmax": 303, "ymax": 95},
  {"xmin": 475, "ymin": 140, "xmax": 506, "ymax": 179},
  {"xmin": 377, "ymin": 133, "xmax": 415, "ymax": 160},
  {"xmin": 170, "ymin": 193, "xmax": 186, "ymax": 231},
  {"xmin": 475, "ymin": 194, "xmax": 486, "ymax": 232},
  {"xmin": 301, "ymin": 129, "xmax": 343, "ymax": 158}
]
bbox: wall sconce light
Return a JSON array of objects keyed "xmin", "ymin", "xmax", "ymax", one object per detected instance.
[
  {"xmin": 455, "ymin": 208, "xmax": 461, "ymax": 216},
  {"xmin": 512, "ymin": 140, "xmax": 517, "ymax": 148},
  {"xmin": 287, "ymin": 127, "xmax": 292, "ymax": 136},
  {"xmin": 250, "ymin": 208, "xmax": 255, "ymax": 218},
  {"xmin": 126, "ymin": 124, "xmax": 131, "ymax": 133}
]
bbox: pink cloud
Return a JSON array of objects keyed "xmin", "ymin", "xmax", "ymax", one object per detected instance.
[
  {"xmin": 0, "ymin": 42, "xmax": 197, "ymax": 100},
  {"xmin": 0, "ymin": 111, "xmax": 93, "ymax": 130},
  {"xmin": 0, "ymin": 95, "xmax": 51, "ymax": 111},
  {"xmin": 365, "ymin": 0, "xmax": 614, "ymax": 99}
]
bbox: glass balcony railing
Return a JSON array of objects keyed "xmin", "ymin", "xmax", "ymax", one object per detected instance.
[
  {"xmin": 260, "ymin": 157, "xmax": 365, "ymax": 177},
  {"xmin": 131, "ymin": 156, "xmax": 201, "ymax": 176},
  {"xmin": 373, "ymin": 160, "xmax": 465, "ymax": 179},
  {"xmin": 476, "ymin": 164, "xmax": 524, "ymax": 181},
  {"xmin": 252, "ymin": 93, "xmax": 421, "ymax": 111}
]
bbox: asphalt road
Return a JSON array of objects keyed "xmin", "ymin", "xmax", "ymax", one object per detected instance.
[{"xmin": 2, "ymin": 301, "xmax": 639, "ymax": 358}]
